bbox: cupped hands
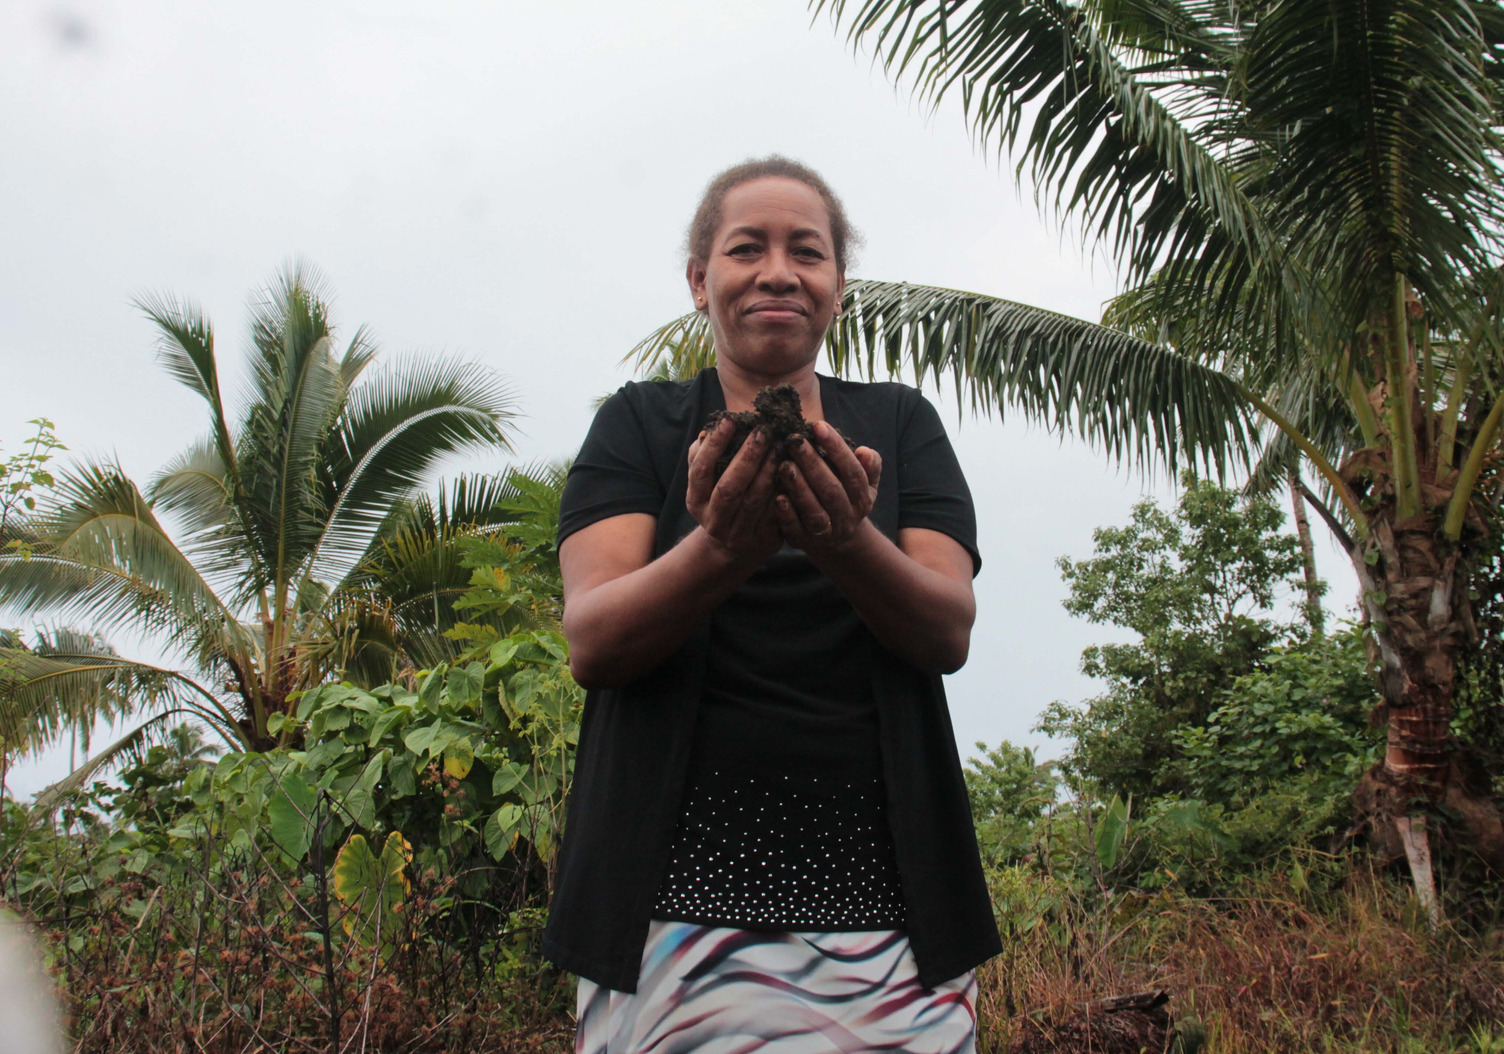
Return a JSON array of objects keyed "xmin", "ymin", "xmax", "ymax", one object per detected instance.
[
  {"xmin": 773, "ymin": 421, "xmax": 881, "ymax": 555},
  {"xmin": 686, "ymin": 418, "xmax": 782, "ymax": 564}
]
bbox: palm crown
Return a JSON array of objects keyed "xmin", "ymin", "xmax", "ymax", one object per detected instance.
[{"xmin": 0, "ymin": 265, "xmax": 519, "ymax": 773}]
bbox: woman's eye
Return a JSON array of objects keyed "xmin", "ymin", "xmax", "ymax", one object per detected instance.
[
  {"xmin": 728, "ymin": 243, "xmax": 760, "ymax": 257},
  {"xmin": 794, "ymin": 247, "xmax": 826, "ymax": 260}
]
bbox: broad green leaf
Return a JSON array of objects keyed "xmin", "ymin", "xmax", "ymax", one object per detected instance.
[
  {"xmin": 337, "ymin": 752, "xmax": 385, "ymax": 830},
  {"xmin": 340, "ymin": 690, "xmax": 381, "ymax": 714},
  {"xmin": 418, "ymin": 667, "xmax": 446, "ymax": 711},
  {"xmin": 403, "ymin": 722, "xmax": 438, "ymax": 756},
  {"xmin": 447, "ymin": 661, "xmax": 484, "ymax": 707},
  {"xmin": 268, "ymin": 772, "xmax": 318, "ymax": 861},
  {"xmin": 295, "ymin": 689, "xmax": 324, "ymax": 721},
  {"xmin": 534, "ymin": 633, "xmax": 568, "ymax": 661},
  {"xmin": 332, "ymin": 831, "xmax": 411, "ymax": 959},
  {"xmin": 520, "ymin": 771, "xmax": 558, "ymax": 804},
  {"xmin": 484, "ymin": 803, "xmax": 524, "ymax": 859},
  {"xmin": 488, "ymin": 639, "xmax": 519, "ymax": 669},
  {"xmin": 388, "ymin": 755, "xmax": 417, "ymax": 798},
  {"xmin": 1095, "ymin": 795, "xmax": 1131, "ymax": 872},
  {"xmin": 367, "ymin": 706, "xmax": 409, "ymax": 747},
  {"xmin": 491, "ymin": 761, "xmax": 528, "ymax": 796}
]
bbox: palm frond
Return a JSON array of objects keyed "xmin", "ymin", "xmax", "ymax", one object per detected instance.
[
  {"xmin": 816, "ymin": 0, "xmax": 1291, "ymax": 327},
  {"xmin": 621, "ymin": 318, "xmax": 718, "ymax": 383},
  {"xmin": 818, "ymin": 0, "xmax": 1502, "ymax": 379},
  {"xmin": 0, "ymin": 460, "xmax": 251, "ymax": 664},
  {"xmin": 304, "ymin": 357, "xmax": 518, "ymax": 592},
  {"xmin": 0, "ymin": 632, "xmax": 238, "ymax": 758},
  {"xmin": 629, "ymin": 280, "xmax": 1258, "ymax": 476},
  {"xmin": 27, "ymin": 709, "xmax": 225, "ymax": 814},
  {"xmin": 147, "ymin": 435, "xmax": 248, "ymax": 594},
  {"xmin": 234, "ymin": 267, "xmax": 346, "ymax": 597},
  {"xmin": 346, "ymin": 471, "xmax": 550, "ymax": 652},
  {"xmin": 340, "ymin": 324, "xmax": 380, "ymax": 391},
  {"xmin": 1243, "ymin": 0, "xmax": 1502, "ymax": 329},
  {"xmin": 135, "ymin": 292, "xmax": 238, "ymax": 476}
]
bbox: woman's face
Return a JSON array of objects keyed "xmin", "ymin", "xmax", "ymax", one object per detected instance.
[{"xmin": 688, "ymin": 177, "xmax": 845, "ymax": 380}]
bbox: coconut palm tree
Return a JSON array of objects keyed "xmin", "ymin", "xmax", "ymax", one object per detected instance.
[
  {"xmin": 0, "ymin": 264, "xmax": 519, "ymax": 775},
  {"xmin": 634, "ymin": 0, "xmax": 1504, "ymax": 911}
]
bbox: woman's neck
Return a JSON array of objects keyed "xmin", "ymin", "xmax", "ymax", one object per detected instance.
[{"xmin": 716, "ymin": 361, "xmax": 824, "ymax": 422}]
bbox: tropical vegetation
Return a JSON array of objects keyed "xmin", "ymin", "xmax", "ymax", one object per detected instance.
[
  {"xmin": 1, "ymin": 461, "xmax": 580, "ymax": 1051},
  {"xmin": 5, "ymin": 470, "xmax": 1501, "ymax": 1052},
  {"xmin": 0, "ymin": 266, "xmax": 520, "ymax": 793}
]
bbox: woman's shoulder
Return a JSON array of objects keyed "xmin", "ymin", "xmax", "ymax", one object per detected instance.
[{"xmin": 597, "ymin": 372, "xmax": 712, "ymax": 433}]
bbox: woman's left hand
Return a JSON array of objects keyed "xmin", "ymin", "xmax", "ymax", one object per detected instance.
[{"xmin": 774, "ymin": 421, "xmax": 881, "ymax": 553}]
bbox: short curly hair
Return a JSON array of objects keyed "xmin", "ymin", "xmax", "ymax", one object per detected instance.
[{"xmin": 686, "ymin": 156, "xmax": 859, "ymax": 272}]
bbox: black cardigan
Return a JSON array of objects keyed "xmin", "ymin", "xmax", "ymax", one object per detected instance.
[{"xmin": 542, "ymin": 369, "xmax": 1002, "ymax": 992}]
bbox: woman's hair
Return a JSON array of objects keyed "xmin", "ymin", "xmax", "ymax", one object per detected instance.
[{"xmin": 686, "ymin": 156, "xmax": 859, "ymax": 272}]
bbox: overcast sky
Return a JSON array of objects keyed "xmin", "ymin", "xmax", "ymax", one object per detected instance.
[{"xmin": 0, "ymin": 0, "xmax": 1357, "ymax": 796}]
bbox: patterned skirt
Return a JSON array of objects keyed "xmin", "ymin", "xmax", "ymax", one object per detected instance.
[{"xmin": 575, "ymin": 920, "xmax": 977, "ymax": 1054}]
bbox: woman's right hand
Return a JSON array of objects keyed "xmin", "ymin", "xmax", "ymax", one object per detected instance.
[{"xmin": 686, "ymin": 419, "xmax": 782, "ymax": 564}]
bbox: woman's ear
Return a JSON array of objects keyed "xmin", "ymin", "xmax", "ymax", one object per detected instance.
[{"xmin": 686, "ymin": 258, "xmax": 708, "ymax": 313}]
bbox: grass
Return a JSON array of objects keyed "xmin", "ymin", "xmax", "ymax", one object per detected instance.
[
  {"xmin": 11, "ymin": 837, "xmax": 1501, "ymax": 1052},
  {"xmin": 974, "ymin": 861, "xmax": 1504, "ymax": 1053}
]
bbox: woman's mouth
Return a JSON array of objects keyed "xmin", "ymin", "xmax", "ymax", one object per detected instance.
[{"xmin": 747, "ymin": 301, "xmax": 807, "ymax": 321}]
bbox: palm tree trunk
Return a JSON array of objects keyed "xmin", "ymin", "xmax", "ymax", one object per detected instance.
[
  {"xmin": 1351, "ymin": 508, "xmax": 1504, "ymax": 913},
  {"xmin": 1288, "ymin": 467, "xmax": 1324, "ymax": 636}
]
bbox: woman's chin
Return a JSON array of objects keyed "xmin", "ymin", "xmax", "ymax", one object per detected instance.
[{"xmin": 720, "ymin": 341, "xmax": 822, "ymax": 378}]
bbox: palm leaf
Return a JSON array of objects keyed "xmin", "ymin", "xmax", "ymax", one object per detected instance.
[
  {"xmin": 147, "ymin": 435, "xmax": 246, "ymax": 593},
  {"xmin": 234, "ymin": 267, "xmax": 346, "ymax": 597},
  {"xmin": 344, "ymin": 469, "xmax": 562, "ymax": 669},
  {"xmin": 0, "ymin": 631, "xmax": 239, "ymax": 758},
  {"xmin": 136, "ymin": 292, "xmax": 238, "ymax": 479},
  {"xmin": 27, "ymin": 709, "xmax": 225, "ymax": 814},
  {"xmin": 304, "ymin": 357, "xmax": 518, "ymax": 592},
  {"xmin": 817, "ymin": 0, "xmax": 1502, "ymax": 379},
  {"xmin": 1241, "ymin": 0, "xmax": 1501, "ymax": 331},
  {"xmin": 628, "ymin": 279, "xmax": 1258, "ymax": 476},
  {"xmin": 815, "ymin": 0, "xmax": 1294, "ymax": 334},
  {"xmin": 0, "ymin": 460, "xmax": 252, "ymax": 668}
]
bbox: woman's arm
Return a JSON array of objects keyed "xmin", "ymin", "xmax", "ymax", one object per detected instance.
[
  {"xmin": 775, "ymin": 421, "xmax": 976, "ymax": 673},
  {"xmin": 560, "ymin": 421, "xmax": 781, "ymax": 688}
]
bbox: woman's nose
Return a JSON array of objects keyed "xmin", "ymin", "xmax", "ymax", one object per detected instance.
[{"xmin": 756, "ymin": 250, "xmax": 798, "ymax": 292}]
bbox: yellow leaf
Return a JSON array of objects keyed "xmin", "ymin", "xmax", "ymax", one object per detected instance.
[{"xmin": 444, "ymin": 737, "xmax": 474, "ymax": 779}]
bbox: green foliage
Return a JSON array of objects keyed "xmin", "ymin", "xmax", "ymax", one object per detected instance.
[
  {"xmin": 0, "ymin": 527, "xmax": 581, "ymax": 1048},
  {"xmin": 249, "ymin": 629, "xmax": 580, "ymax": 883},
  {"xmin": 964, "ymin": 739, "xmax": 1059, "ymax": 867},
  {"xmin": 1173, "ymin": 625, "xmax": 1380, "ymax": 807},
  {"xmin": 0, "ymin": 722, "xmax": 574, "ymax": 1051},
  {"xmin": 0, "ymin": 265, "xmax": 519, "ymax": 762},
  {"xmin": 1036, "ymin": 476, "xmax": 1309, "ymax": 801},
  {"xmin": 0, "ymin": 417, "xmax": 66, "ymax": 558}
]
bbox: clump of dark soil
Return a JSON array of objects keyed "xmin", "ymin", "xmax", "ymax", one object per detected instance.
[{"xmin": 702, "ymin": 385, "xmax": 852, "ymax": 478}]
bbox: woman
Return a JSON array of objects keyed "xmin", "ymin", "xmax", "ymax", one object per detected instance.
[{"xmin": 544, "ymin": 157, "xmax": 1000, "ymax": 1053}]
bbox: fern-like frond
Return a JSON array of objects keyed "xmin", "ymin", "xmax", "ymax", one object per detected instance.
[
  {"xmin": 628, "ymin": 280, "xmax": 1257, "ymax": 477},
  {"xmin": 304, "ymin": 357, "xmax": 518, "ymax": 593}
]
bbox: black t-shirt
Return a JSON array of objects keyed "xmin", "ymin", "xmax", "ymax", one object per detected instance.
[{"xmin": 558, "ymin": 370, "xmax": 979, "ymax": 781}]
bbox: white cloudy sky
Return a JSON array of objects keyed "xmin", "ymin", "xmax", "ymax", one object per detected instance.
[{"xmin": 0, "ymin": 0, "xmax": 1356, "ymax": 795}]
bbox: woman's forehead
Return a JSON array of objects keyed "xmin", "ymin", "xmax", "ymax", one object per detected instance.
[{"xmin": 718, "ymin": 178, "xmax": 832, "ymax": 239}]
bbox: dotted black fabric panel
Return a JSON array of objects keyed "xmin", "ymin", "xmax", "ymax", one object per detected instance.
[{"xmin": 653, "ymin": 768, "xmax": 906, "ymax": 930}]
